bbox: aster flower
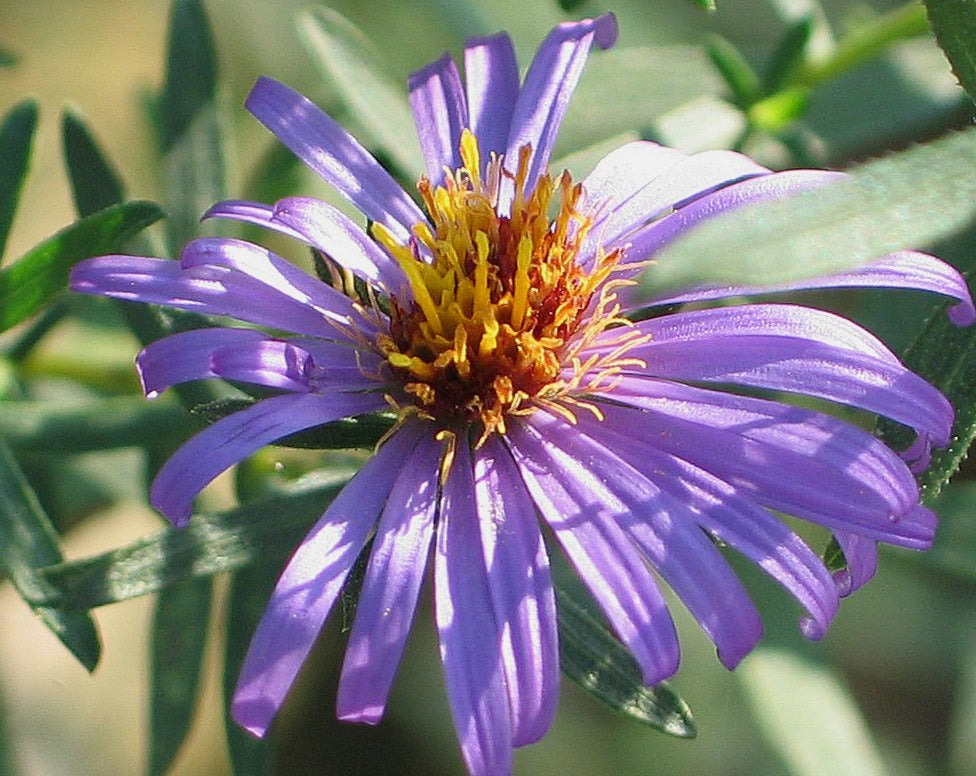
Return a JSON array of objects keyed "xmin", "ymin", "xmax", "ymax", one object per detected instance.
[{"xmin": 71, "ymin": 13, "xmax": 973, "ymax": 776}]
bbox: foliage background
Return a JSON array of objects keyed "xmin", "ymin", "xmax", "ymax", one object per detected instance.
[{"xmin": 0, "ymin": 0, "xmax": 975, "ymax": 774}]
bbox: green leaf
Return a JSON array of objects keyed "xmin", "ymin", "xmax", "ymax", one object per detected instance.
[
  {"xmin": 0, "ymin": 200, "xmax": 164, "ymax": 332},
  {"xmin": 687, "ymin": 0, "xmax": 717, "ymax": 10},
  {"xmin": 192, "ymin": 398, "xmax": 395, "ymax": 450},
  {"xmin": 705, "ymin": 35, "xmax": 761, "ymax": 106},
  {"xmin": 160, "ymin": 0, "xmax": 226, "ymax": 252},
  {"xmin": 0, "ymin": 99, "xmax": 39, "ymax": 261},
  {"xmin": 39, "ymin": 471, "xmax": 355, "ymax": 610},
  {"xmin": 641, "ymin": 126, "xmax": 976, "ymax": 294},
  {"xmin": 148, "ymin": 577, "xmax": 213, "ymax": 776},
  {"xmin": 298, "ymin": 7, "xmax": 424, "ymax": 183},
  {"xmin": 0, "ymin": 440, "xmax": 101, "ymax": 670},
  {"xmin": 739, "ymin": 647, "xmax": 887, "ymax": 776},
  {"xmin": 555, "ymin": 580, "xmax": 696, "ymax": 737},
  {"xmin": 764, "ymin": 16, "xmax": 815, "ymax": 92},
  {"xmin": 747, "ymin": 86, "xmax": 810, "ymax": 132},
  {"xmin": 0, "ymin": 396, "xmax": 193, "ymax": 454},
  {"xmin": 62, "ymin": 109, "xmax": 126, "ymax": 218},
  {"xmin": 0, "ymin": 47, "xmax": 17, "ymax": 68},
  {"xmin": 925, "ymin": 0, "xmax": 976, "ymax": 103},
  {"xmin": 224, "ymin": 564, "xmax": 276, "ymax": 776},
  {"xmin": 879, "ymin": 298, "xmax": 976, "ymax": 500}
]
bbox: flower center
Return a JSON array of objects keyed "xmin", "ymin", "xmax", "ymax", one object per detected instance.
[{"xmin": 372, "ymin": 130, "xmax": 626, "ymax": 440}]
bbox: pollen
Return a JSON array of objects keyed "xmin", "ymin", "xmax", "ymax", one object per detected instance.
[{"xmin": 373, "ymin": 130, "xmax": 635, "ymax": 441}]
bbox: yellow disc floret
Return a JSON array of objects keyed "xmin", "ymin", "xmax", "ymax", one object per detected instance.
[{"xmin": 373, "ymin": 130, "xmax": 639, "ymax": 441}]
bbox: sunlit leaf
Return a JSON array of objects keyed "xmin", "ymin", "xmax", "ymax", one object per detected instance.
[
  {"xmin": 0, "ymin": 100, "xmax": 38, "ymax": 261},
  {"xmin": 641, "ymin": 126, "xmax": 976, "ymax": 294},
  {"xmin": 925, "ymin": 0, "xmax": 976, "ymax": 103},
  {"xmin": 739, "ymin": 648, "xmax": 887, "ymax": 776},
  {"xmin": 0, "ymin": 440, "xmax": 101, "ymax": 670},
  {"xmin": 160, "ymin": 0, "xmax": 226, "ymax": 252},
  {"xmin": 39, "ymin": 471, "xmax": 355, "ymax": 610},
  {"xmin": 555, "ymin": 579, "xmax": 696, "ymax": 737},
  {"xmin": 148, "ymin": 577, "xmax": 213, "ymax": 776},
  {"xmin": 0, "ymin": 200, "xmax": 164, "ymax": 332},
  {"xmin": 298, "ymin": 7, "xmax": 424, "ymax": 182}
]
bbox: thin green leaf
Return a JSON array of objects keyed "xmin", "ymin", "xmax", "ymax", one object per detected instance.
[
  {"xmin": 160, "ymin": 0, "xmax": 226, "ymax": 252},
  {"xmin": 0, "ymin": 99, "xmax": 39, "ymax": 261},
  {"xmin": 62, "ymin": 109, "xmax": 126, "ymax": 217},
  {"xmin": 192, "ymin": 398, "xmax": 395, "ymax": 450},
  {"xmin": 747, "ymin": 86, "xmax": 810, "ymax": 132},
  {"xmin": 0, "ymin": 200, "xmax": 164, "ymax": 332},
  {"xmin": 0, "ymin": 440, "xmax": 101, "ymax": 670},
  {"xmin": 764, "ymin": 16, "xmax": 815, "ymax": 92},
  {"xmin": 0, "ymin": 396, "xmax": 192, "ymax": 454},
  {"xmin": 879, "ymin": 298, "xmax": 976, "ymax": 500},
  {"xmin": 39, "ymin": 471, "xmax": 355, "ymax": 610},
  {"xmin": 148, "ymin": 577, "xmax": 213, "ymax": 776},
  {"xmin": 298, "ymin": 7, "xmax": 424, "ymax": 182},
  {"xmin": 0, "ymin": 47, "xmax": 17, "ymax": 68},
  {"xmin": 555, "ymin": 580, "xmax": 696, "ymax": 737},
  {"xmin": 687, "ymin": 0, "xmax": 717, "ymax": 10},
  {"xmin": 925, "ymin": 0, "xmax": 976, "ymax": 103},
  {"xmin": 705, "ymin": 35, "xmax": 761, "ymax": 106},
  {"xmin": 739, "ymin": 647, "xmax": 887, "ymax": 776},
  {"xmin": 224, "ymin": 564, "xmax": 276, "ymax": 776},
  {"xmin": 641, "ymin": 126, "xmax": 976, "ymax": 294}
]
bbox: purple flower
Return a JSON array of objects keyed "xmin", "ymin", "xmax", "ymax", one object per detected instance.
[{"xmin": 71, "ymin": 13, "xmax": 973, "ymax": 775}]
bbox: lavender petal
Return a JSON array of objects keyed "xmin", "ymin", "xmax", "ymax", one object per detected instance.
[{"xmin": 464, "ymin": 32, "xmax": 519, "ymax": 163}]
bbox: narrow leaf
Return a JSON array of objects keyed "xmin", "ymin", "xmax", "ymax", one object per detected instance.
[
  {"xmin": 642, "ymin": 127, "xmax": 976, "ymax": 294},
  {"xmin": 879, "ymin": 298, "xmax": 976, "ymax": 500},
  {"xmin": 298, "ymin": 7, "xmax": 424, "ymax": 182},
  {"xmin": 0, "ymin": 440, "xmax": 101, "ymax": 670},
  {"xmin": 0, "ymin": 100, "xmax": 39, "ymax": 261},
  {"xmin": 0, "ymin": 396, "xmax": 192, "ymax": 454},
  {"xmin": 148, "ymin": 577, "xmax": 213, "ymax": 776},
  {"xmin": 555, "ymin": 580, "xmax": 696, "ymax": 737},
  {"xmin": 705, "ymin": 35, "xmax": 761, "ymax": 106},
  {"xmin": 0, "ymin": 200, "xmax": 163, "ymax": 332},
  {"xmin": 39, "ymin": 471, "xmax": 355, "ymax": 610},
  {"xmin": 739, "ymin": 648, "xmax": 887, "ymax": 776},
  {"xmin": 160, "ymin": 0, "xmax": 225, "ymax": 252},
  {"xmin": 764, "ymin": 16, "xmax": 815, "ymax": 92},
  {"xmin": 925, "ymin": 0, "xmax": 976, "ymax": 102},
  {"xmin": 224, "ymin": 564, "xmax": 276, "ymax": 775},
  {"xmin": 62, "ymin": 109, "xmax": 126, "ymax": 217}
]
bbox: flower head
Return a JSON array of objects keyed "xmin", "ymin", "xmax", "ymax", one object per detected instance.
[{"xmin": 71, "ymin": 13, "xmax": 974, "ymax": 775}]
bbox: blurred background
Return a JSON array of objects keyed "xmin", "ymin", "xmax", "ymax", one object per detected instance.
[{"xmin": 0, "ymin": 0, "xmax": 974, "ymax": 774}]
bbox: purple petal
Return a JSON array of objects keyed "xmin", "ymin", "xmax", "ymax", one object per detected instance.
[
  {"xmin": 136, "ymin": 327, "xmax": 269, "ymax": 397},
  {"xmin": 473, "ymin": 437, "xmax": 558, "ymax": 745},
  {"xmin": 232, "ymin": 422, "xmax": 427, "ymax": 737},
  {"xmin": 151, "ymin": 391, "xmax": 385, "ymax": 527},
  {"xmin": 569, "ymin": 408, "xmax": 839, "ymax": 642},
  {"xmin": 464, "ymin": 32, "xmax": 519, "ymax": 162},
  {"xmin": 641, "ymin": 250, "xmax": 976, "ymax": 327},
  {"xmin": 501, "ymin": 14, "xmax": 618, "ymax": 210},
  {"xmin": 526, "ymin": 410, "xmax": 764, "ymax": 667},
  {"xmin": 210, "ymin": 339, "xmax": 315, "ymax": 393},
  {"xmin": 621, "ymin": 169, "xmax": 843, "ymax": 269},
  {"xmin": 830, "ymin": 532, "xmax": 879, "ymax": 597},
  {"xmin": 245, "ymin": 76, "xmax": 426, "ymax": 243},
  {"xmin": 204, "ymin": 197, "xmax": 404, "ymax": 291},
  {"xmin": 436, "ymin": 440, "xmax": 513, "ymax": 776},
  {"xmin": 603, "ymin": 304, "xmax": 952, "ymax": 447},
  {"xmin": 595, "ymin": 378, "xmax": 934, "ymax": 548},
  {"xmin": 581, "ymin": 147, "xmax": 768, "ymax": 264},
  {"xmin": 409, "ymin": 54, "xmax": 469, "ymax": 186},
  {"xmin": 506, "ymin": 420, "xmax": 680, "ymax": 685},
  {"xmin": 336, "ymin": 432, "xmax": 441, "ymax": 723}
]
